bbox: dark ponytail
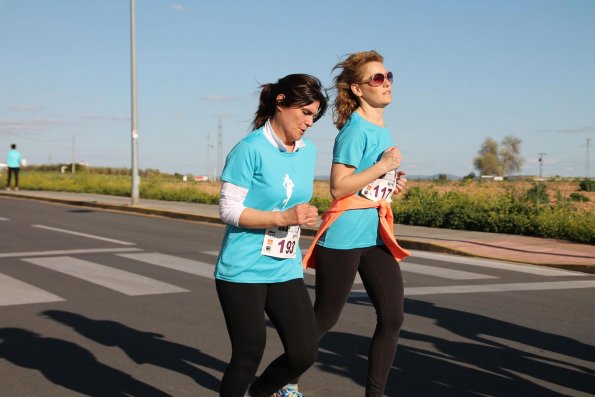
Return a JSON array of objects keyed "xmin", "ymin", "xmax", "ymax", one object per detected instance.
[{"xmin": 250, "ymin": 74, "xmax": 328, "ymax": 131}]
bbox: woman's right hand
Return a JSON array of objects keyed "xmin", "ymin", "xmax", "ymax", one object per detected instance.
[
  {"xmin": 284, "ymin": 203, "xmax": 319, "ymax": 227},
  {"xmin": 378, "ymin": 146, "xmax": 401, "ymax": 173}
]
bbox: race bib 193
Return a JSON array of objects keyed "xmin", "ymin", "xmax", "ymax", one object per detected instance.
[{"xmin": 261, "ymin": 225, "xmax": 301, "ymax": 259}]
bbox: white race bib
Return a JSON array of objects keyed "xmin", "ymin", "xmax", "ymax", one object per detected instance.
[
  {"xmin": 261, "ymin": 225, "xmax": 301, "ymax": 259},
  {"xmin": 359, "ymin": 170, "xmax": 397, "ymax": 202}
]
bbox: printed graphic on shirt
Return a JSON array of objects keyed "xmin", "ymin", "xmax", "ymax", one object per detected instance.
[
  {"xmin": 263, "ymin": 173, "xmax": 300, "ymax": 258},
  {"xmin": 282, "ymin": 174, "xmax": 294, "ymax": 209}
]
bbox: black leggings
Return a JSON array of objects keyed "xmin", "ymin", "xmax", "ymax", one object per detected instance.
[
  {"xmin": 216, "ymin": 278, "xmax": 318, "ymax": 397},
  {"xmin": 6, "ymin": 167, "xmax": 19, "ymax": 188},
  {"xmin": 314, "ymin": 245, "xmax": 404, "ymax": 397}
]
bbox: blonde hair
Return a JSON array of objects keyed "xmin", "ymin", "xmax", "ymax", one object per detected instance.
[{"xmin": 332, "ymin": 50, "xmax": 384, "ymax": 130}]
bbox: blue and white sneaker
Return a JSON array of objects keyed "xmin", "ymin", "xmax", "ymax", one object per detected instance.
[{"xmin": 273, "ymin": 384, "xmax": 303, "ymax": 397}]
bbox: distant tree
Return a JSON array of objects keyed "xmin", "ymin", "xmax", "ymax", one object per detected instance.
[
  {"xmin": 499, "ymin": 136, "xmax": 524, "ymax": 175},
  {"xmin": 473, "ymin": 138, "xmax": 500, "ymax": 175},
  {"xmin": 462, "ymin": 172, "xmax": 476, "ymax": 181},
  {"xmin": 473, "ymin": 136, "xmax": 524, "ymax": 176}
]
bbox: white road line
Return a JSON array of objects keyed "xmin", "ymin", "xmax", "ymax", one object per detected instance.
[
  {"xmin": 22, "ymin": 256, "xmax": 188, "ymax": 296},
  {"xmin": 118, "ymin": 252, "xmax": 215, "ymax": 280},
  {"xmin": 0, "ymin": 217, "xmax": 9, "ymax": 221},
  {"xmin": 408, "ymin": 250, "xmax": 588, "ymax": 277},
  {"xmin": 202, "ymin": 250, "xmax": 358, "ymax": 282},
  {"xmin": 402, "ymin": 262, "xmax": 497, "ymax": 280},
  {"xmin": 32, "ymin": 225, "xmax": 136, "ymax": 246},
  {"xmin": 0, "ymin": 273, "xmax": 64, "ymax": 306},
  {"xmin": 351, "ymin": 280, "xmax": 595, "ymax": 297},
  {"xmin": 0, "ymin": 247, "xmax": 142, "ymax": 258}
]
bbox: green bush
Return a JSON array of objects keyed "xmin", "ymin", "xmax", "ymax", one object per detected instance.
[
  {"xmin": 579, "ymin": 179, "xmax": 595, "ymax": 192},
  {"xmin": 393, "ymin": 185, "xmax": 593, "ymax": 244},
  {"xmin": 569, "ymin": 193, "xmax": 589, "ymax": 202}
]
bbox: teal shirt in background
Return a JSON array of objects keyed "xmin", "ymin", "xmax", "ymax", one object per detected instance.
[
  {"xmin": 317, "ymin": 112, "xmax": 395, "ymax": 249},
  {"xmin": 7, "ymin": 149, "xmax": 21, "ymax": 168},
  {"xmin": 215, "ymin": 127, "xmax": 316, "ymax": 283}
]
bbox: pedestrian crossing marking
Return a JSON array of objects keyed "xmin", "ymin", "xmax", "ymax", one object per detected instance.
[
  {"xmin": 32, "ymin": 225, "xmax": 136, "ymax": 246},
  {"xmin": 351, "ymin": 280, "xmax": 595, "ymax": 297},
  {"xmin": 118, "ymin": 252, "xmax": 215, "ymax": 280},
  {"xmin": 0, "ymin": 273, "xmax": 64, "ymax": 306},
  {"xmin": 409, "ymin": 250, "xmax": 587, "ymax": 277},
  {"xmin": 22, "ymin": 256, "xmax": 188, "ymax": 296},
  {"xmin": 0, "ymin": 247, "xmax": 142, "ymax": 259},
  {"xmin": 401, "ymin": 261, "xmax": 497, "ymax": 280}
]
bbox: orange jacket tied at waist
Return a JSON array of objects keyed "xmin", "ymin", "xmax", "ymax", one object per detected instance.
[{"xmin": 302, "ymin": 194, "xmax": 411, "ymax": 269}]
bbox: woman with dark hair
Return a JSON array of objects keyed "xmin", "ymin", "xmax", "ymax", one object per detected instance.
[{"xmin": 215, "ymin": 74, "xmax": 328, "ymax": 397}]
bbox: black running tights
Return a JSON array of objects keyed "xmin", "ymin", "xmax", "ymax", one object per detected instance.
[
  {"xmin": 216, "ymin": 278, "xmax": 318, "ymax": 397},
  {"xmin": 314, "ymin": 245, "xmax": 404, "ymax": 397}
]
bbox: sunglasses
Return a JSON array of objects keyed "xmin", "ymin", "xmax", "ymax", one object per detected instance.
[{"xmin": 356, "ymin": 71, "xmax": 394, "ymax": 87}]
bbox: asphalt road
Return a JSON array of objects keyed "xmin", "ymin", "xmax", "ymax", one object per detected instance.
[{"xmin": 1, "ymin": 197, "xmax": 594, "ymax": 397}]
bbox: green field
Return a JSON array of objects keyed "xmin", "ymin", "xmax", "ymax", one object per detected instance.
[{"xmin": 5, "ymin": 168, "xmax": 594, "ymax": 244}]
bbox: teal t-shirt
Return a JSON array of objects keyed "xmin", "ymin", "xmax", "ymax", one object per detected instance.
[
  {"xmin": 317, "ymin": 112, "xmax": 395, "ymax": 249},
  {"xmin": 7, "ymin": 149, "xmax": 21, "ymax": 168},
  {"xmin": 215, "ymin": 127, "xmax": 316, "ymax": 283}
]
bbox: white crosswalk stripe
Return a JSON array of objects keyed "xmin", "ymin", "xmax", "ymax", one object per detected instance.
[
  {"xmin": 32, "ymin": 225, "xmax": 136, "ymax": 246},
  {"xmin": 0, "ymin": 273, "xmax": 64, "ymax": 306},
  {"xmin": 1, "ymin": 248, "xmax": 593, "ymax": 307},
  {"xmin": 118, "ymin": 252, "xmax": 215, "ymax": 279},
  {"xmin": 408, "ymin": 250, "xmax": 586, "ymax": 276},
  {"xmin": 0, "ymin": 247, "xmax": 142, "ymax": 259},
  {"xmin": 351, "ymin": 280, "xmax": 595, "ymax": 297},
  {"xmin": 211, "ymin": 249, "xmax": 494, "ymax": 281},
  {"xmin": 22, "ymin": 256, "xmax": 188, "ymax": 296},
  {"xmin": 398, "ymin": 261, "xmax": 497, "ymax": 280}
]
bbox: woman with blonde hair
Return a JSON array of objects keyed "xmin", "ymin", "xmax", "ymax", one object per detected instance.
[{"xmin": 280, "ymin": 51, "xmax": 409, "ymax": 397}]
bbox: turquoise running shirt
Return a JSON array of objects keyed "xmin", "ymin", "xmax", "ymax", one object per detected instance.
[
  {"xmin": 317, "ymin": 112, "xmax": 396, "ymax": 249},
  {"xmin": 215, "ymin": 127, "xmax": 316, "ymax": 283},
  {"xmin": 7, "ymin": 149, "xmax": 21, "ymax": 168}
]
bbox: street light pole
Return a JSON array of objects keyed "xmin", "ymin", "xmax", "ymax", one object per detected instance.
[{"xmin": 130, "ymin": 0, "xmax": 140, "ymax": 205}]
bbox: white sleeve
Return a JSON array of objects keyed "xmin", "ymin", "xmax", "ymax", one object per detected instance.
[{"xmin": 219, "ymin": 181, "xmax": 248, "ymax": 227}]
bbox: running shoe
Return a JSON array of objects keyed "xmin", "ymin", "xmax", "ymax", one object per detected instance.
[{"xmin": 273, "ymin": 385, "xmax": 303, "ymax": 397}]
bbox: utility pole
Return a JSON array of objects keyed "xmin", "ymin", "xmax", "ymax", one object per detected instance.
[
  {"xmin": 206, "ymin": 133, "xmax": 210, "ymax": 179},
  {"xmin": 130, "ymin": 0, "xmax": 140, "ymax": 205},
  {"xmin": 71, "ymin": 136, "xmax": 76, "ymax": 174},
  {"xmin": 538, "ymin": 152, "xmax": 546, "ymax": 178},
  {"xmin": 217, "ymin": 116, "xmax": 223, "ymax": 181},
  {"xmin": 585, "ymin": 138, "xmax": 591, "ymax": 179}
]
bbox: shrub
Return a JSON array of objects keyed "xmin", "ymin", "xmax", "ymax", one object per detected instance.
[
  {"xmin": 569, "ymin": 193, "xmax": 589, "ymax": 202},
  {"xmin": 579, "ymin": 179, "xmax": 595, "ymax": 192}
]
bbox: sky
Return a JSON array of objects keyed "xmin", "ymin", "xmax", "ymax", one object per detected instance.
[{"xmin": 1, "ymin": 0, "xmax": 594, "ymax": 178}]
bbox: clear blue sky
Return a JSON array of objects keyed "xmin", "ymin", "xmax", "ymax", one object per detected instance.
[{"xmin": 1, "ymin": 0, "xmax": 594, "ymax": 178}]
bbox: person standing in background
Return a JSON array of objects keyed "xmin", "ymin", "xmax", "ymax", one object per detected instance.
[{"xmin": 6, "ymin": 144, "xmax": 22, "ymax": 191}]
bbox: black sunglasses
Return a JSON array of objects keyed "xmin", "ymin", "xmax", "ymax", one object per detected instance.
[{"xmin": 356, "ymin": 71, "xmax": 394, "ymax": 87}]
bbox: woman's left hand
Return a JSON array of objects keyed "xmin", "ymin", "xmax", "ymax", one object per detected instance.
[{"xmin": 395, "ymin": 171, "xmax": 407, "ymax": 194}]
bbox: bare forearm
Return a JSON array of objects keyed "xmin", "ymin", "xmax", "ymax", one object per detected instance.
[
  {"xmin": 330, "ymin": 162, "xmax": 389, "ymax": 199},
  {"xmin": 238, "ymin": 203, "xmax": 318, "ymax": 229}
]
